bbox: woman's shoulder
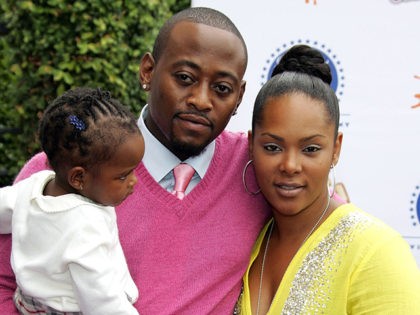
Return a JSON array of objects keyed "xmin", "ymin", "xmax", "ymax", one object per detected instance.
[
  {"xmin": 330, "ymin": 204, "xmax": 412, "ymax": 262},
  {"xmin": 320, "ymin": 203, "xmax": 406, "ymax": 262},
  {"xmin": 332, "ymin": 203, "xmax": 400, "ymax": 236}
]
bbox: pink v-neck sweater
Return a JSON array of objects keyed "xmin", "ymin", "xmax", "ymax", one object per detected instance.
[{"xmin": 0, "ymin": 131, "xmax": 269, "ymax": 315}]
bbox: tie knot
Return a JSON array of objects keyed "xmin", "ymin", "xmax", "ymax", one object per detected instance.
[{"xmin": 172, "ymin": 163, "xmax": 195, "ymax": 199}]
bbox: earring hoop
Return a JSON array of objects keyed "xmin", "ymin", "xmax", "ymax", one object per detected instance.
[
  {"xmin": 242, "ymin": 160, "xmax": 261, "ymax": 195},
  {"xmin": 329, "ymin": 163, "xmax": 336, "ymax": 198}
]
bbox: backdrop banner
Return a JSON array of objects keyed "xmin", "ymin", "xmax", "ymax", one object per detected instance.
[{"xmin": 192, "ymin": 0, "xmax": 420, "ymax": 266}]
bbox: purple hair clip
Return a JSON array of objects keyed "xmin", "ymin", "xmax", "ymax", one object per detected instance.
[{"xmin": 68, "ymin": 115, "xmax": 86, "ymax": 131}]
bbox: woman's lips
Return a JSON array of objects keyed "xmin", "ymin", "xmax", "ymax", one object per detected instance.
[{"xmin": 275, "ymin": 183, "xmax": 304, "ymax": 197}]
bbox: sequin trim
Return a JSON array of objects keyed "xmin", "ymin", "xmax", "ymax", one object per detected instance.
[
  {"xmin": 233, "ymin": 285, "xmax": 243, "ymax": 314},
  {"xmin": 281, "ymin": 212, "xmax": 373, "ymax": 314}
]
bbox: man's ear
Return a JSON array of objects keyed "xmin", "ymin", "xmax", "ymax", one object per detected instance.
[
  {"xmin": 139, "ymin": 52, "xmax": 155, "ymax": 91},
  {"xmin": 68, "ymin": 166, "xmax": 86, "ymax": 191},
  {"xmin": 247, "ymin": 130, "xmax": 253, "ymax": 160},
  {"xmin": 233, "ymin": 80, "xmax": 246, "ymax": 115}
]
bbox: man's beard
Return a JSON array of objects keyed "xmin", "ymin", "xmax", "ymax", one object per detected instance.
[{"xmin": 171, "ymin": 138, "xmax": 208, "ymax": 159}]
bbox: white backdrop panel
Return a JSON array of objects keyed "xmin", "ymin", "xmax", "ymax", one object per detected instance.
[{"xmin": 192, "ymin": 0, "xmax": 420, "ymax": 265}]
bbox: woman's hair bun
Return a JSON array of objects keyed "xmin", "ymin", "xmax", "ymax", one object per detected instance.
[{"xmin": 271, "ymin": 44, "xmax": 332, "ymax": 85}]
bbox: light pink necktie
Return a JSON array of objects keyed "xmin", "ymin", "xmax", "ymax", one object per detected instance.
[{"xmin": 172, "ymin": 163, "xmax": 195, "ymax": 200}]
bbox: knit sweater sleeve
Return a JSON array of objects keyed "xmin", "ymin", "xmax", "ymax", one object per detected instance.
[
  {"xmin": 0, "ymin": 234, "xmax": 17, "ymax": 314},
  {"xmin": 14, "ymin": 152, "xmax": 50, "ymax": 183}
]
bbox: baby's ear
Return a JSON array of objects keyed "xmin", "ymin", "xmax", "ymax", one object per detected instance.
[{"xmin": 68, "ymin": 166, "xmax": 86, "ymax": 191}]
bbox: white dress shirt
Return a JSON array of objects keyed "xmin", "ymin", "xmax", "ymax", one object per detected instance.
[{"xmin": 137, "ymin": 105, "xmax": 215, "ymax": 195}]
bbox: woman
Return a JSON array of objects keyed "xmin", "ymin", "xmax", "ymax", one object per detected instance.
[{"xmin": 236, "ymin": 45, "xmax": 420, "ymax": 314}]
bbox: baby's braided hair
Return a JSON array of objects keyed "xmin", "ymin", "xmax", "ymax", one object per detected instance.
[{"xmin": 39, "ymin": 87, "xmax": 140, "ymax": 173}]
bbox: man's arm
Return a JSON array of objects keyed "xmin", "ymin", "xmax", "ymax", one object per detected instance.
[
  {"xmin": 0, "ymin": 234, "xmax": 18, "ymax": 314},
  {"xmin": 14, "ymin": 152, "xmax": 50, "ymax": 183}
]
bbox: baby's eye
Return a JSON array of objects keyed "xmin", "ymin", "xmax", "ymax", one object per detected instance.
[{"xmin": 118, "ymin": 172, "xmax": 131, "ymax": 181}]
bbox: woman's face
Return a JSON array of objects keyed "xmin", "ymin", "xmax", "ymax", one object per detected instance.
[{"xmin": 249, "ymin": 92, "xmax": 342, "ymax": 217}]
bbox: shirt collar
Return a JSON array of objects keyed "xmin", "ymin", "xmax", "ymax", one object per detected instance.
[{"xmin": 138, "ymin": 105, "xmax": 215, "ymax": 182}]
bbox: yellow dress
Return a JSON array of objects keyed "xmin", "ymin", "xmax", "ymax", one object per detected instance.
[{"xmin": 237, "ymin": 203, "xmax": 420, "ymax": 314}]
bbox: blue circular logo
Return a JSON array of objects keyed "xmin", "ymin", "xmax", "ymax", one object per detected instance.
[
  {"xmin": 260, "ymin": 39, "xmax": 345, "ymax": 101},
  {"xmin": 410, "ymin": 185, "xmax": 420, "ymax": 226}
]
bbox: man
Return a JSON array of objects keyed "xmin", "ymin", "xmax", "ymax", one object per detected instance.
[{"xmin": 0, "ymin": 7, "xmax": 269, "ymax": 314}]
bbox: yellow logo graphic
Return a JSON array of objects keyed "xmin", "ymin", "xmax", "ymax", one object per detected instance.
[{"xmin": 412, "ymin": 75, "xmax": 420, "ymax": 109}]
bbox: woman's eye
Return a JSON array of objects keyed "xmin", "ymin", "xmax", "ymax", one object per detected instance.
[
  {"xmin": 303, "ymin": 146, "xmax": 321, "ymax": 153},
  {"xmin": 263, "ymin": 143, "xmax": 281, "ymax": 152}
]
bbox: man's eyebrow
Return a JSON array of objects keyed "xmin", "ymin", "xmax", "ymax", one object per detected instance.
[
  {"xmin": 215, "ymin": 70, "xmax": 240, "ymax": 84},
  {"xmin": 173, "ymin": 60, "xmax": 200, "ymax": 70},
  {"xmin": 172, "ymin": 60, "xmax": 240, "ymax": 84}
]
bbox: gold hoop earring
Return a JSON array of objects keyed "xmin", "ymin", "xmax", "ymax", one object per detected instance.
[{"xmin": 242, "ymin": 160, "xmax": 261, "ymax": 195}]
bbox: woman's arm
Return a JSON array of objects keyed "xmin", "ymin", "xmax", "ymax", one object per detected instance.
[{"xmin": 348, "ymin": 234, "xmax": 420, "ymax": 314}]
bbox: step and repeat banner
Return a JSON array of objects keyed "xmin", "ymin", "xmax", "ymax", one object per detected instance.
[{"xmin": 192, "ymin": 0, "xmax": 420, "ymax": 265}]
